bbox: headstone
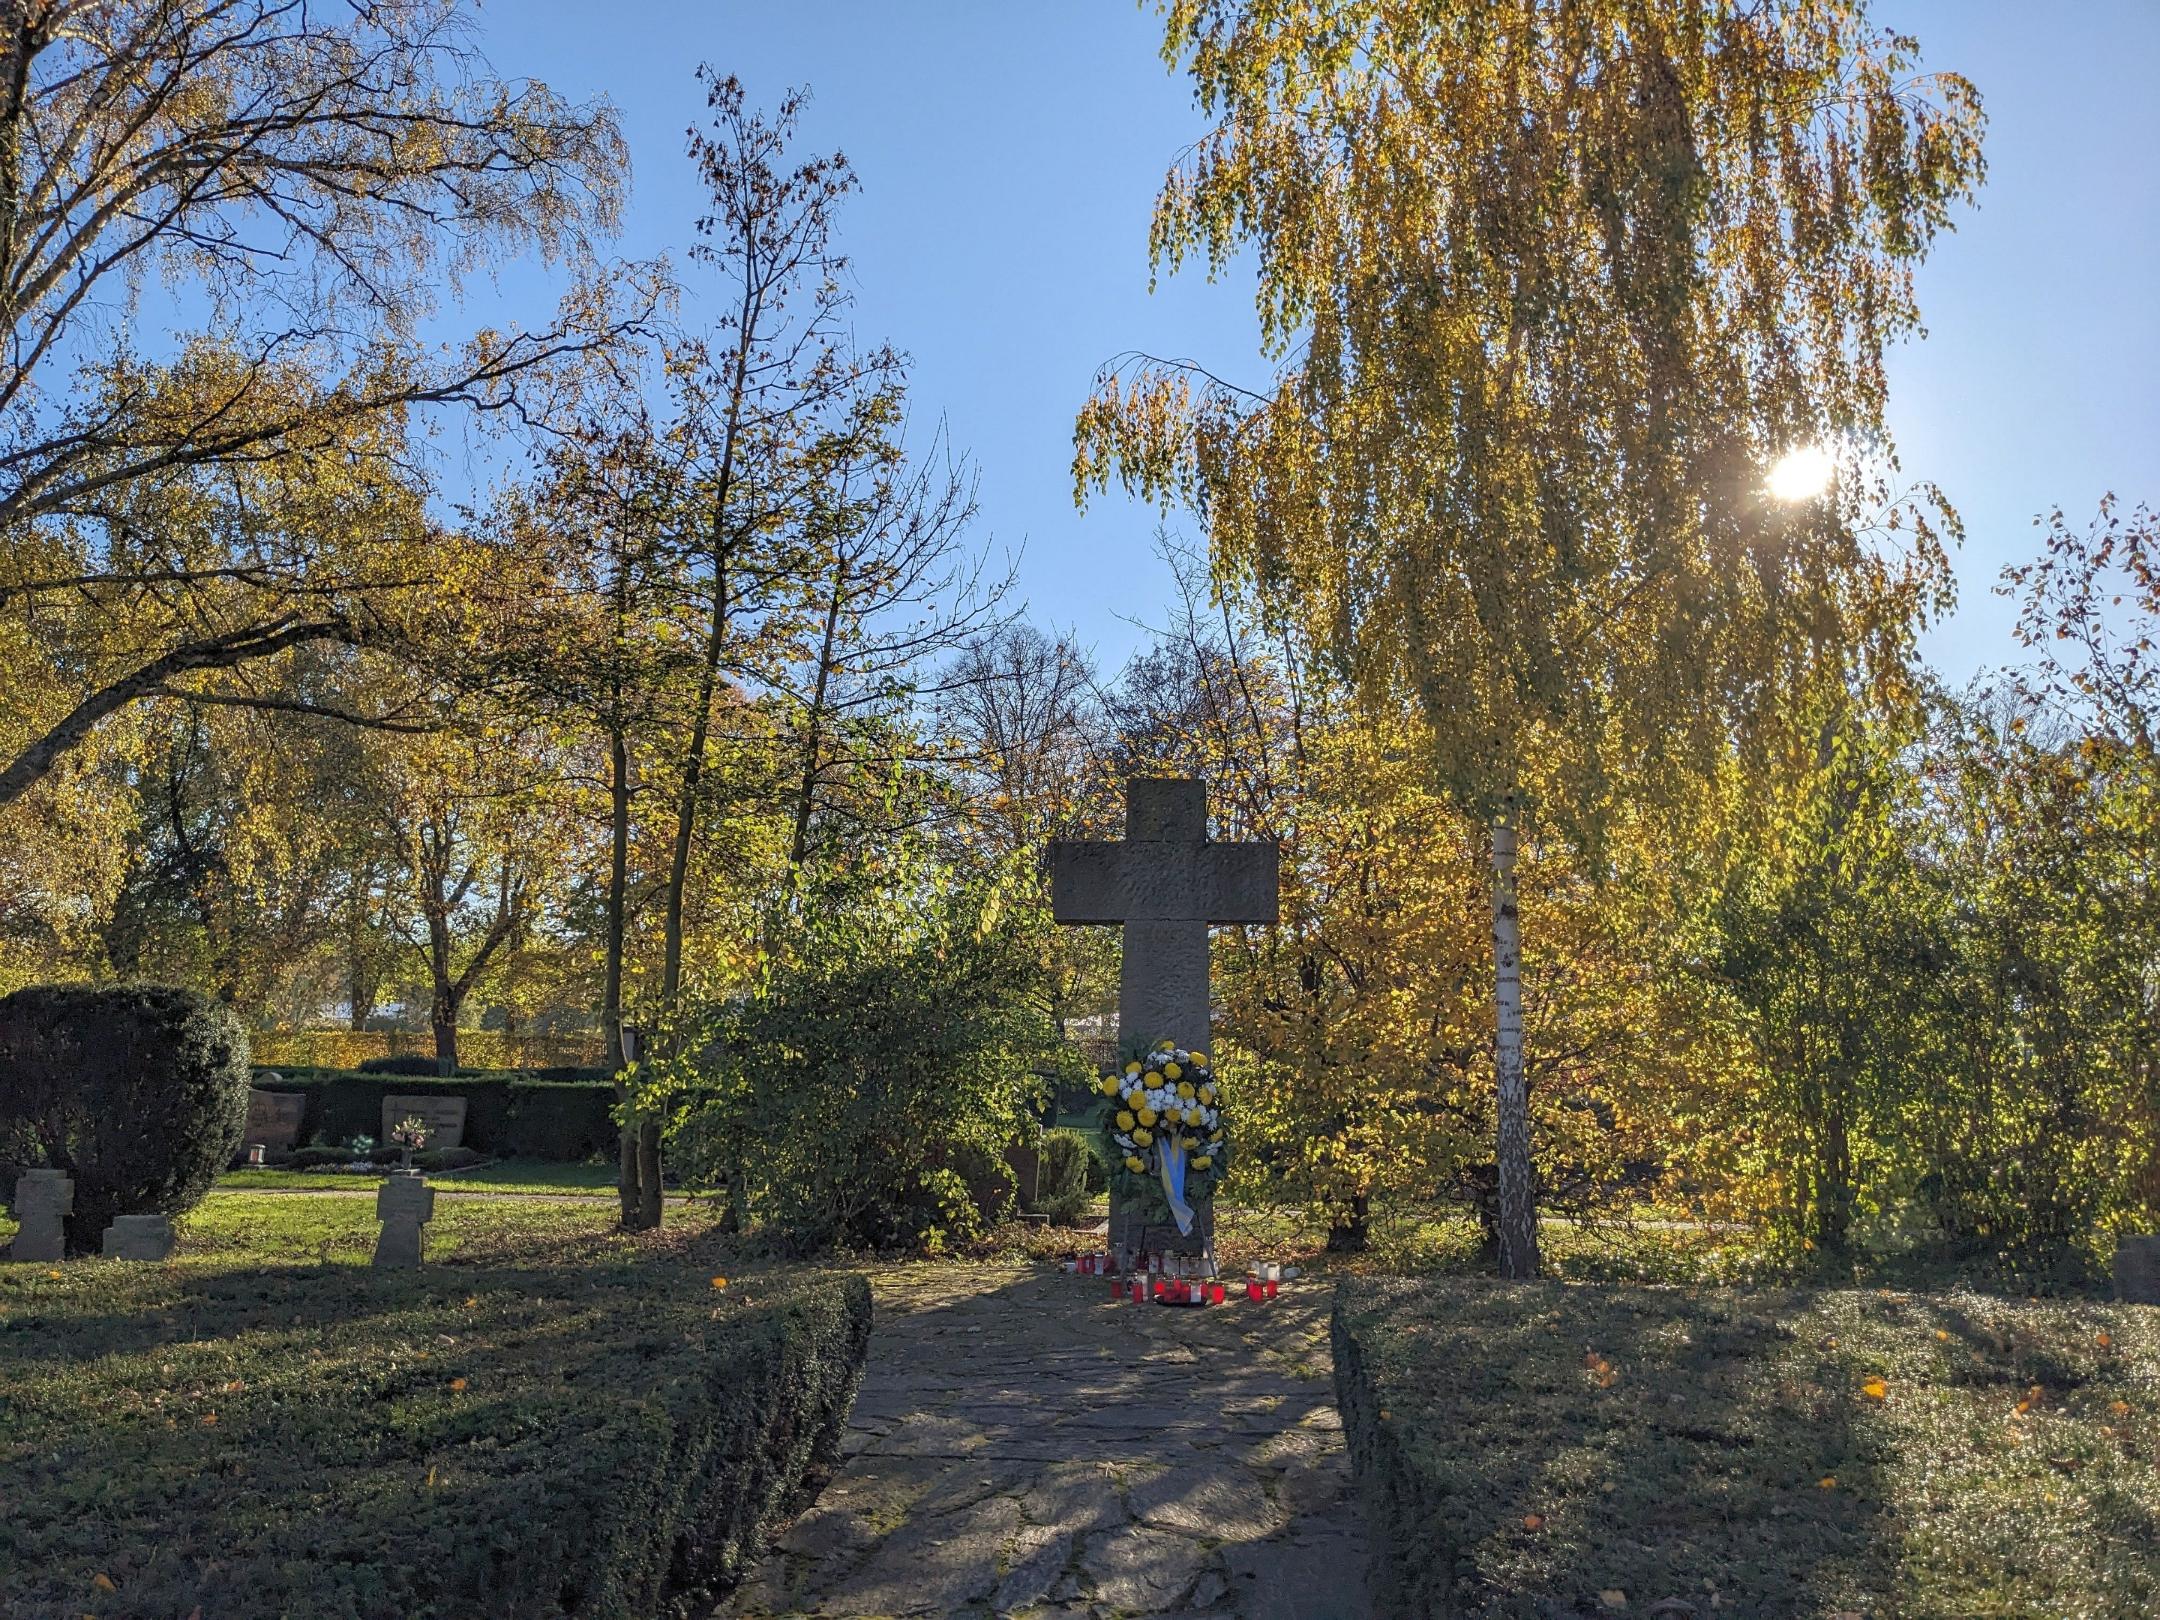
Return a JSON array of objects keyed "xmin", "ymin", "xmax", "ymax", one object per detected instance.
[
  {"xmin": 7, "ymin": 1168, "xmax": 72, "ymax": 1262},
  {"xmin": 1048, "ymin": 778, "xmax": 1278, "ymax": 1257},
  {"xmin": 380, "ymin": 1094, "xmax": 467, "ymax": 1151},
  {"xmin": 372, "ymin": 1173, "xmax": 436, "ymax": 1268},
  {"xmin": 245, "ymin": 1088, "xmax": 307, "ymax": 1155},
  {"xmin": 101, "ymin": 1213, "xmax": 175, "ymax": 1261},
  {"xmin": 2115, "ymin": 1235, "xmax": 2160, "ymax": 1304}
]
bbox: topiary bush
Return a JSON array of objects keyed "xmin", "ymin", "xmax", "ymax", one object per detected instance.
[
  {"xmin": 1037, "ymin": 1129, "xmax": 1097, "ymax": 1224},
  {"xmin": 0, "ymin": 983, "xmax": 249, "ymax": 1251}
]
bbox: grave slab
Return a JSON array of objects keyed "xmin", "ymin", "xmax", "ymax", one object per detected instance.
[{"xmin": 7, "ymin": 1168, "xmax": 72, "ymax": 1262}]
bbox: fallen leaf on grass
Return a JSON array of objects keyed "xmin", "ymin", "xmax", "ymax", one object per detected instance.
[
  {"xmin": 2096, "ymin": 1331, "xmax": 2113, "ymax": 1348},
  {"xmin": 1599, "ymin": 1589, "xmax": 1629, "ymax": 1610},
  {"xmin": 1522, "ymin": 1513, "xmax": 1545, "ymax": 1531},
  {"xmin": 710, "ymin": 1276, "xmax": 728, "ymax": 1290},
  {"xmin": 2109, "ymin": 1400, "xmax": 2131, "ymax": 1415},
  {"xmin": 449, "ymin": 1378, "xmax": 467, "ymax": 1392},
  {"xmin": 1859, "ymin": 1377, "xmax": 1887, "ymax": 1401},
  {"xmin": 201, "ymin": 1413, "xmax": 217, "ymax": 1426},
  {"xmin": 91, "ymin": 1574, "xmax": 116, "ymax": 1593},
  {"xmin": 1817, "ymin": 1476, "xmax": 1837, "ymax": 1489}
]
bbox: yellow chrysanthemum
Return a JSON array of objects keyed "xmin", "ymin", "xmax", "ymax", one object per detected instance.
[
  {"xmin": 1125, "ymin": 1155, "xmax": 1146, "ymax": 1172},
  {"xmin": 1144, "ymin": 1070, "xmax": 1162, "ymax": 1086},
  {"xmin": 1125, "ymin": 1060, "xmax": 1143, "ymax": 1075},
  {"xmin": 1185, "ymin": 1107, "xmax": 1204, "ymax": 1126},
  {"xmin": 1176, "ymin": 1081, "xmax": 1195, "ymax": 1100},
  {"xmin": 1116, "ymin": 1110, "xmax": 1135, "ymax": 1131},
  {"xmin": 1162, "ymin": 1061, "xmax": 1182, "ymax": 1080},
  {"xmin": 1137, "ymin": 1107, "xmax": 1158, "ymax": 1126},
  {"xmin": 1099, "ymin": 1075, "xmax": 1121, "ymax": 1096},
  {"xmin": 1200, "ymin": 1085, "xmax": 1216, "ymax": 1104},
  {"xmin": 1192, "ymin": 1155, "xmax": 1212, "ymax": 1170},
  {"xmin": 1133, "ymin": 1127, "xmax": 1152, "ymax": 1146},
  {"xmin": 1189, "ymin": 1050, "xmax": 1208, "ymax": 1065}
]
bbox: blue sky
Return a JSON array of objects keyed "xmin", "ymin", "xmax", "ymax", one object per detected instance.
[{"xmin": 481, "ymin": 1, "xmax": 2158, "ymax": 685}]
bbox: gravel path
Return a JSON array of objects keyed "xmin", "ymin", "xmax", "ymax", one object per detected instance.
[{"xmin": 723, "ymin": 1266, "xmax": 1370, "ymax": 1619}]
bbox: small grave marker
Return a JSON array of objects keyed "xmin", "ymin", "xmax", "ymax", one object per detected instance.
[
  {"xmin": 245, "ymin": 1087, "xmax": 307, "ymax": 1155},
  {"xmin": 101, "ymin": 1213, "xmax": 175, "ymax": 1261},
  {"xmin": 2116, "ymin": 1235, "xmax": 2160, "ymax": 1305},
  {"xmin": 7, "ymin": 1168, "xmax": 72, "ymax": 1262},
  {"xmin": 373, "ymin": 1173, "xmax": 436, "ymax": 1268}
]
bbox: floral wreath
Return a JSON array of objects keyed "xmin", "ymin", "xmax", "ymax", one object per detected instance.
[{"xmin": 1094, "ymin": 1039, "xmax": 1227, "ymax": 1216}]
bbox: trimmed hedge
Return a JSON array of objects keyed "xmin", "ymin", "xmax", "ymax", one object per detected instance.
[
  {"xmin": 1, "ymin": 1253, "xmax": 871, "ymax": 1618},
  {"xmin": 251, "ymin": 1071, "xmax": 618, "ymax": 1161},
  {"xmin": 1332, "ymin": 1277, "xmax": 2160, "ymax": 1619},
  {"xmin": 0, "ymin": 983, "xmax": 248, "ymax": 1250}
]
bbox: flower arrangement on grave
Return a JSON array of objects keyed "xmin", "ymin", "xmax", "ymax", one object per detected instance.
[
  {"xmin": 388, "ymin": 1114, "xmax": 430, "ymax": 1170},
  {"xmin": 1093, "ymin": 1039, "xmax": 1226, "ymax": 1236}
]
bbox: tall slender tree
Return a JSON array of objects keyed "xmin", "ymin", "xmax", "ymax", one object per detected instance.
[{"xmin": 1078, "ymin": 0, "xmax": 1983, "ymax": 1274}]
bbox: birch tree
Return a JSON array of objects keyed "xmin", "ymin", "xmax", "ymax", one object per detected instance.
[{"xmin": 1078, "ymin": 0, "xmax": 1983, "ymax": 1275}]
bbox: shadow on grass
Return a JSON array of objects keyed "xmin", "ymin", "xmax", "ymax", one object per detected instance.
[
  {"xmin": 0, "ymin": 1240, "xmax": 866, "ymax": 1620},
  {"xmin": 1337, "ymin": 1280, "xmax": 1900, "ymax": 1619}
]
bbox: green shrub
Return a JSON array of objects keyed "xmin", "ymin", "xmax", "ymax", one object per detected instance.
[
  {"xmin": 1, "ymin": 1250, "xmax": 872, "ymax": 1618},
  {"xmin": 356, "ymin": 1052, "xmax": 458, "ymax": 1076},
  {"xmin": 0, "ymin": 983, "xmax": 248, "ymax": 1250},
  {"xmin": 654, "ymin": 850, "xmax": 1079, "ymax": 1252},
  {"xmin": 1037, "ymin": 1129, "xmax": 1096, "ymax": 1223},
  {"xmin": 249, "ymin": 1073, "xmax": 616, "ymax": 1161}
]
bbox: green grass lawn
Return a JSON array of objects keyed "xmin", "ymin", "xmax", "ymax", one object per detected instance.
[
  {"xmin": 0, "ymin": 1194, "xmax": 867, "ymax": 1619},
  {"xmin": 1335, "ymin": 1277, "xmax": 2160, "ymax": 1619},
  {"xmin": 213, "ymin": 1157, "xmax": 622, "ymax": 1195}
]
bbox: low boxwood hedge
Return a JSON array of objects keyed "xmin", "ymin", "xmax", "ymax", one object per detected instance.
[
  {"xmin": 1332, "ymin": 1277, "xmax": 2160, "ymax": 1619},
  {"xmin": 2, "ymin": 1249, "xmax": 870, "ymax": 1618},
  {"xmin": 250, "ymin": 1071, "xmax": 619, "ymax": 1162}
]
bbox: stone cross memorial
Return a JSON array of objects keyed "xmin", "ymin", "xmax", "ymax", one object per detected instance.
[
  {"xmin": 1049, "ymin": 777, "xmax": 1278, "ymax": 1258},
  {"xmin": 373, "ymin": 1173, "xmax": 437, "ymax": 1269},
  {"xmin": 7, "ymin": 1168, "xmax": 72, "ymax": 1262}
]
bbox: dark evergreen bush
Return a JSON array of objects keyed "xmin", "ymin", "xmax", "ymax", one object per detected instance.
[
  {"xmin": 0, "ymin": 983, "xmax": 249, "ymax": 1250},
  {"xmin": 355, "ymin": 1052, "xmax": 460, "ymax": 1076},
  {"xmin": 1036, "ymin": 1129, "xmax": 1096, "ymax": 1223}
]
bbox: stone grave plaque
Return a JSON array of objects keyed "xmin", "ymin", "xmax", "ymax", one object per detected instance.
[
  {"xmin": 245, "ymin": 1088, "xmax": 307, "ymax": 1154},
  {"xmin": 2116, "ymin": 1235, "xmax": 2160, "ymax": 1305},
  {"xmin": 8, "ymin": 1168, "xmax": 72, "ymax": 1262},
  {"xmin": 102, "ymin": 1213, "xmax": 176, "ymax": 1261},
  {"xmin": 381, "ymin": 1094, "xmax": 468, "ymax": 1151}
]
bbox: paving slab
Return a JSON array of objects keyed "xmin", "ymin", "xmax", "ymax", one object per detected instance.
[{"xmin": 718, "ymin": 1266, "xmax": 1369, "ymax": 1619}]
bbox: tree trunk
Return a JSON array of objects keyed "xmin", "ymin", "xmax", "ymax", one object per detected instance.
[
  {"xmin": 1326, "ymin": 1192, "xmax": 1371, "ymax": 1253},
  {"xmin": 1489, "ymin": 798, "xmax": 1539, "ymax": 1279},
  {"xmin": 637, "ymin": 1118, "xmax": 664, "ymax": 1228},
  {"xmin": 431, "ymin": 995, "xmax": 459, "ymax": 1075},
  {"xmin": 603, "ymin": 727, "xmax": 630, "ymax": 1070}
]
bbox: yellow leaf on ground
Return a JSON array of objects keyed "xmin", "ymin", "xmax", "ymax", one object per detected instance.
[
  {"xmin": 449, "ymin": 1378, "xmax": 468, "ymax": 1392},
  {"xmin": 2110, "ymin": 1400, "xmax": 2131, "ymax": 1415},
  {"xmin": 711, "ymin": 1276, "xmax": 729, "ymax": 1290},
  {"xmin": 91, "ymin": 1574, "xmax": 117, "ymax": 1593},
  {"xmin": 1860, "ymin": 1377, "xmax": 1887, "ymax": 1401},
  {"xmin": 2097, "ymin": 1331, "xmax": 2113, "ymax": 1347},
  {"xmin": 1522, "ymin": 1513, "xmax": 1545, "ymax": 1531},
  {"xmin": 1598, "ymin": 1589, "xmax": 1628, "ymax": 1610},
  {"xmin": 1818, "ymin": 1476, "xmax": 1837, "ymax": 1489}
]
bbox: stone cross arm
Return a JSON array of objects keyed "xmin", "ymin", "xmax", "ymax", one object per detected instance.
[{"xmin": 1047, "ymin": 779, "xmax": 1278, "ymax": 927}]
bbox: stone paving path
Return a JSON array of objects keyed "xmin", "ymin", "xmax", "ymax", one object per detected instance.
[{"xmin": 722, "ymin": 1266, "xmax": 1370, "ymax": 1620}]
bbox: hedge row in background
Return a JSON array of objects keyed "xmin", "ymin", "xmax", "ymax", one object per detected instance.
[
  {"xmin": 1, "ymin": 983, "xmax": 248, "ymax": 1249},
  {"xmin": 253, "ymin": 1071, "xmax": 618, "ymax": 1162},
  {"xmin": 1, "ymin": 1239, "xmax": 872, "ymax": 1618},
  {"xmin": 252, "ymin": 1027, "xmax": 603, "ymax": 1072},
  {"xmin": 1332, "ymin": 1278, "xmax": 2160, "ymax": 1619}
]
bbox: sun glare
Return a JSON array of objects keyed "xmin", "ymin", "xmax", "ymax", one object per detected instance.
[{"xmin": 1767, "ymin": 444, "xmax": 1835, "ymax": 502}]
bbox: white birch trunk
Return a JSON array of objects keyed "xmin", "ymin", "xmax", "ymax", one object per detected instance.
[{"xmin": 1489, "ymin": 798, "xmax": 1539, "ymax": 1278}]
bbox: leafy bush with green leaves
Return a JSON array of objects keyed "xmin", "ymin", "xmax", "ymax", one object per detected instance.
[
  {"xmin": 0, "ymin": 983, "xmax": 248, "ymax": 1250},
  {"xmin": 654, "ymin": 850, "xmax": 1081, "ymax": 1252}
]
